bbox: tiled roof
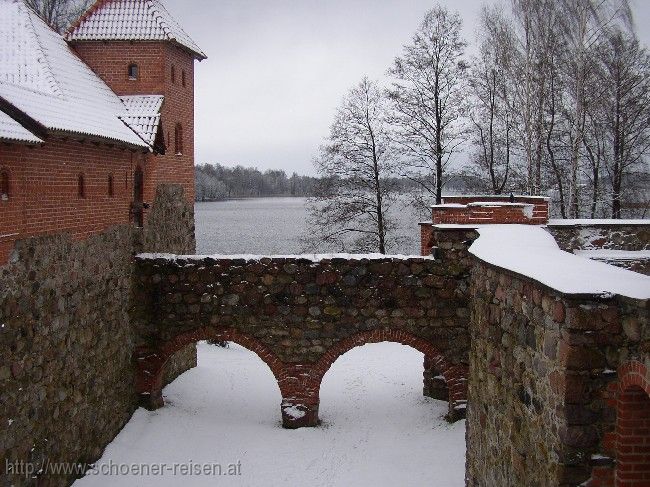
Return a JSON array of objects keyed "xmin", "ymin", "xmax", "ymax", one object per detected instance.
[
  {"xmin": 0, "ymin": 110, "xmax": 43, "ymax": 144},
  {"xmin": 119, "ymin": 95, "xmax": 163, "ymax": 146},
  {"xmin": 0, "ymin": 0, "xmax": 149, "ymax": 149},
  {"xmin": 67, "ymin": 0, "xmax": 206, "ymax": 60}
]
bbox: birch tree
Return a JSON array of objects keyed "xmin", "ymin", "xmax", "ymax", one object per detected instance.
[
  {"xmin": 597, "ymin": 31, "xmax": 650, "ymax": 218},
  {"xmin": 557, "ymin": 0, "xmax": 632, "ymax": 217}
]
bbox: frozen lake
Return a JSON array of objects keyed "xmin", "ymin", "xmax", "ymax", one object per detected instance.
[{"xmin": 194, "ymin": 197, "xmax": 421, "ymax": 255}]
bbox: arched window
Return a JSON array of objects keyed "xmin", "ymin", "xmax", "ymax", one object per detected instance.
[
  {"xmin": 108, "ymin": 174, "xmax": 114, "ymax": 197},
  {"xmin": 171, "ymin": 65, "xmax": 176, "ymax": 84},
  {"xmin": 78, "ymin": 174, "xmax": 85, "ymax": 199},
  {"xmin": 0, "ymin": 169, "xmax": 9, "ymax": 201},
  {"xmin": 174, "ymin": 123, "xmax": 183, "ymax": 155},
  {"xmin": 128, "ymin": 63, "xmax": 139, "ymax": 80},
  {"xmin": 182, "ymin": 69, "xmax": 186, "ymax": 87}
]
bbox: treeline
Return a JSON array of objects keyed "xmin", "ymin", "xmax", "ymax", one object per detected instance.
[
  {"xmin": 462, "ymin": 0, "xmax": 649, "ymax": 219},
  {"xmin": 305, "ymin": 0, "xmax": 650, "ymax": 254},
  {"xmin": 195, "ymin": 163, "xmax": 319, "ymax": 201},
  {"xmin": 195, "ymin": 163, "xmax": 457, "ymax": 202}
]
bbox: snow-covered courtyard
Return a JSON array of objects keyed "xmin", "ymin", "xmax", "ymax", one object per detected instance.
[{"xmin": 74, "ymin": 342, "xmax": 466, "ymax": 487}]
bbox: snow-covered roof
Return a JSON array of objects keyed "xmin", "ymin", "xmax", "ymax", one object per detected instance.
[
  {"xmin": 67, "ymin": 0, "xmax": 206, "ymax": 60},
  {"xmin": 0, "ymin": 110, "xmax": 43, "ymax": 144},
  {"xmin": 0, "ymin": 0, "xmax": 149, "ymax": 149},
  {"xmin": 469, "ymin": 225, "xmax": 650, "ymax": 300},
  {"xmin": 119, "ymin": 95, "xmax": 163, "ymax": 146}
]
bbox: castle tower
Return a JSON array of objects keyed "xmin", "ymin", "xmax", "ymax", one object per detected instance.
[{"xmin": 66, "ymin": 0, "xmax": 207, "ymax": 208}]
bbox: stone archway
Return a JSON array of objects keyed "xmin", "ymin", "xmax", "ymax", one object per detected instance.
[
  {"xmin": 615, "ymin": 361, "xmax": 650, "ymax": 486},
  {"xmin": 282, "ymin": 329, "xmax": 469, "ymax": 427},
  {"xmin": 134, "ymin": 327, "xmax": 469, "ymax": 429},
  {"xmin": 134, "ymin": 327, "xmax": 287, "ymax": 412}
]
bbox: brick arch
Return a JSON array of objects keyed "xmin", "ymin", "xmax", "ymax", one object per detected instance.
[
  {"xmin": 134, "ymin": 326, "xmax": 286, "ymax": 410},
  {"xmin": 614, "ymin": 361, "xmax": 650, "ymax": 487},
  {"xmin": 312, "ymin": 329, "xmax": 468, "ymax": 415},
  {"xmin": 618, "ymin": 360, "xmax": 650, "ymax": 395}
]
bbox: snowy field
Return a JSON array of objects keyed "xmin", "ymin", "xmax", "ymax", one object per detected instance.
[{"xmin": 74, "ymin": 342, "xmax": 466, "ymax": 487}]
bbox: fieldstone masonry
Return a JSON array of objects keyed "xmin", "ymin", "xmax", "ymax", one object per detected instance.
[
  {"xmin": 2, "ymin": 189, "xmax": 648, "ymax": 487},
  {"xmin": 131, "ymin": 255, "xmax": 472, "ymax": 427},
  {"xmin": 0, "ymin": 185, "xmax": 196, "ymax": 487},
  {"xmin": 465, "ymin": 258, "xmax": 649, "ymax": 487}
]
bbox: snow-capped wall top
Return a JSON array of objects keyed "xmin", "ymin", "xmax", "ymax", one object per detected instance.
[
  {"xmin": 0, "ymin": 0, "xmax": 149, "ymax": 149},
  {"xmin": 547, "ymin": 219, "xmax": 650, "ymax": 226},
  {"xmin": 136, "ymin": 253, "xmax": 435, "ymax": 262},
  {"xmin": 67, "ymin": 0, "xmax": 206, "ymax": 60},
  {"xmin": 469, "ymin": 225, "xmax": 650, "ymax": 300}
]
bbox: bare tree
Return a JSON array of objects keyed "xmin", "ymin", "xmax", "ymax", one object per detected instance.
[
  {"xmin": 24, "ymin": 0, "xmax": 92, "ymax": 33},
  {"xmin": 468, "ymin": 5, "xmax": 517, "ymax": 194},
  {"xmin": 596, "ymin": 30, "xmax": 650, "ymax": 218},
  {"xmin": 557, "ymin": 0, "xmax": 632, "ymax": 217},
  {"xmin": 387, "ymin": 5, "xmax": 468, "ymax": 206},
  {"xmin": 303, "ymin": 78, "xmax": 398, "ymax": 254}
]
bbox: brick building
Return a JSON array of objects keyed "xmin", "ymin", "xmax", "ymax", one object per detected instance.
[{"xmin": 0, "ymin": 0, "xmax": 205, "ymax": 263}]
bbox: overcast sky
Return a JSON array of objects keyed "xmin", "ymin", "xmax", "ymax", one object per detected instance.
[{"xmin": 165, "ymin": 0, "xmax": 650, "ymax": 176}]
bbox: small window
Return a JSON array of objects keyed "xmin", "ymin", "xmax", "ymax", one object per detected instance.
[
  {"xmin": 128, "ymin": 63, "xmax": 139, "ymax": 80},
  {"xmin": 1, "ymin": 170, "xmax": 9, "ymax": 201},
  {"xmin": 182, "ymin": 69, "xmax": 186, "ymax": 87},
  {"xmin": 174, "ymin": 123, "xmax": 183, "ymax": 155},
  {"xmin": 171, "ymin": 65, "xmax": 176, "ymax": 84},
  {"xmin": 78, "ymin": 174, "xmax": 85, "ymax": 199},
  {"xmin": 108, "ymin": 174, "xmax": 114, "ymax": 197}
]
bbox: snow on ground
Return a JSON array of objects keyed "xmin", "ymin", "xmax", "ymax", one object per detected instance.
[{"xmin": 74, "ymin": 342, "xmax": 466, "ymax": 487}]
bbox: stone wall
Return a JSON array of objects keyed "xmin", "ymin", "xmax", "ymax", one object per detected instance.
[
  {"xmin": 0, "ymin": 185, "xmax": 196, "ymax": 487},
  {"xmin": 0, "ymin": 228, "xmax": 137, "ymax": 487},
  {"xmin": 131, "ymin": 253, "xmax": 473, "ymax": 427},
  {"xmin": 466, "ymin": 258, "xmax": 649, "ymax": 487},
  {"xmin": 138, "ymin": 184, "xmax": 196, "ymax": 255},
  {"xmin": 546, "ymin": 221, "xmax": 650, "ymax": 252}
]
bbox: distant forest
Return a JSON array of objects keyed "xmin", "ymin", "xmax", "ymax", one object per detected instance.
[
  {"xmin": 194, "ymin": 163, "xmax": 484, "ymax": 202},
  {"xmin": 195, "ymin": 163, "xmax": 319, "ymax": 201}
]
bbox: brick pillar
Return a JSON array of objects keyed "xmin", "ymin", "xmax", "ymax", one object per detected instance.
[
  {"xmin": 616, "ymin": 386, "xmax": 650, "ymax": 486},
  {"xmin": 419, "ymin": 223, "xmax": 434, "ymax": 256},
  {"xmin": 139, "ymin": 390, "xmax": 165, "ymax": 410},
  {"xmin": 423, "ymin": 355, "xmax": 448, "ymax": 401},
  {"xmin": 278, "ymin": 364, "xmax": 320, "ymax": 428},
  {"xmin": 281, "ymin": 399, "xmax": 319, "ymax": 429}
]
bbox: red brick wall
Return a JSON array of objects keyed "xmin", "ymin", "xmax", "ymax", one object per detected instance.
[
  {"xmin": 70, "ymin": 41, "xmax": 167, "ymax": 95},
  {"xmin": 155, "ymin": 44, "xmax": 195, "ymax": 204},
  {"xmin": 419, "ymin": 223, "xmax": 434, "ymax": 256},
  {"xmin": 443, "ymin": 195, "xmax": 549, "ymax": 224},
  {"xmin": 0, "ymin": 140, "xmax": 147, "ymax": 263},
  {"xmin": 428, "ymin": 196, "xmax": 550, "ymax": 226},
  {"xmin": 615, "ymin": 362, "xmax": 650, "ymax": 487},
  {"xmin": 70, "ymin": 41, "xmax": 196, "ymax": 205}
]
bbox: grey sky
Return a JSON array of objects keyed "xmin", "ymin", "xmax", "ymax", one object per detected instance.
[{"xmin": 165, "ymin": 0, "xmax": 650, "ymax": 176}]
